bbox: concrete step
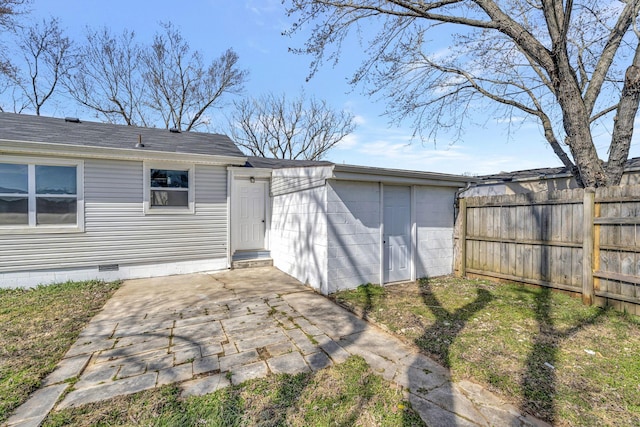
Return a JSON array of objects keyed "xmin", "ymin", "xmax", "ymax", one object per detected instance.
[
  {"xmin": 231, "ymin": 258, "xmax": 273, "ymax": 269},
  {"xmin": 232, "ymin": 250, "xmax": 271, "ymax": 261}
]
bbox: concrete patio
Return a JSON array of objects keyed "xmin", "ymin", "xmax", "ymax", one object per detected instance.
[{"xmin": 7, "ymin": 267, "xmax": 547, "ymax": 427}]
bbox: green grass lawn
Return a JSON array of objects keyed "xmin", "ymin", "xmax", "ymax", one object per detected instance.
[
  {"xmin": 333, "ymin": 277, "xmax": 640, "ymax": 427},
  {"xmin": 0, "ymin": 280, "xmax": 121, "ymax": 423}
]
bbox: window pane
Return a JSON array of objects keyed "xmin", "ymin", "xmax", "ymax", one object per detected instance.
[
  {"xmin": 150, "ymin": 190, "xmax": 188, "ymax": 207},
  {"xmin": 0, "ymin": 196, "xmax": 28, "ymax": 225},
  {"xmin": 36, "ymin": 165, "xmax": 77, "ymax": 195},
  {"xmin": 150, "ymin": 169, "xmax": 188, "ymax": 188},
  {"xmin": 0, "ymin": 163, "xmax": 28, "ymax": 194},
  {"xmin": 36, "ymin": 197, "xmax": 77, "ymax": 225}
]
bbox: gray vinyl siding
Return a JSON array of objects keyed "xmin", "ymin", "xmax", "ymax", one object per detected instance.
[{"xmin": 0, "ymin": 158, "xmax": 228, "ymax": 272}]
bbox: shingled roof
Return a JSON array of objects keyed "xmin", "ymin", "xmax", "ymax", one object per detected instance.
[
  {"xmin": 478, "ymin": 157, "xmax": 640, "ymax": 182},
  {"xmin": 0, "ymin": 112, "xmax": 245, "ymax": 158}
]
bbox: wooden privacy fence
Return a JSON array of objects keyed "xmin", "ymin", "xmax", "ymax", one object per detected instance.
[{"xmin": 455, "ymin": 185, "xmax": 640, "ymax": 315}]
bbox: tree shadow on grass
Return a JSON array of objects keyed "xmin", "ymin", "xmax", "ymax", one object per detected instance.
[
  {"xmin": 518, "ymin": 286, "xmax": 604, "ymax": 423},
  {"xmin": 403, "ymin": 276, "xmax": 493, "ymax": 426},
  {"xmin": 415, "ymin": 277, "xmax": 494, "ymax": 369}
]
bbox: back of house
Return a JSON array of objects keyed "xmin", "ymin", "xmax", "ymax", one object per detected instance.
[
  {"xmin": 0, "ymin": 112, "xmax": 246, "ymax": 287},
  {"xmin": 1, "ymin": 112, "xmax": 474, "ymax": 294}
]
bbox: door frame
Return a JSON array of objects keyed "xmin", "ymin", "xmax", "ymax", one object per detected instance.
[{"xmin": 227, "ymin": 167, "xmax": 272, "ymax": 266}]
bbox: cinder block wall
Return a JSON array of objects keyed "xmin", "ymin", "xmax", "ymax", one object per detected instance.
[
  {"xmin": 415, "ymin": 186, "xmax": 456, "ymax": 278},
  {"xmin": 269, "ymin": 186, "xmax": 328, "ymax": 293},
  {"xmin": 326, "ymin": 181, "xmax": 381, "ymax": 292}
]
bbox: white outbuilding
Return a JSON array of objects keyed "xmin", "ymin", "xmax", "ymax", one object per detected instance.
[{"xmin": 230, "ymin": 159, "xmax": 473, "ymax": 294}]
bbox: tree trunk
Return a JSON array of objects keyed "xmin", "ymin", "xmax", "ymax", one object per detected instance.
[
  {"xmin": 553, "ymin": 55, "xmax": 607, "ymax": 187},
  {"xmin": 606, "ymin": 43, "xmax": 640, "ymax": 186}
]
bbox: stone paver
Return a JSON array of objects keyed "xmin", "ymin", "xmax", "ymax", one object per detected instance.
[
  {"xmin": 219, "ymin": 349, "xmax": 260, "ymax": 372},
  {"xmin": 9, "ymin": 267, "xmax": 550, "ymax": 427},
  {"xmin": 193, "ymin": 355, "xmax": 220, "ymax": 375},
  {"xmin": 304, "ymin": 351, "xmax": 332, "ymax": 371},
  {"xmin": 41, "ymin": 354, "xmax": 91, "ymax": 386},
  {"xmin": 74, "ymin": 364, "xmax": 119, "ymax": 389},
  {"xmin": 6, "ymin": 384, "xmax": 67, "ymax": 427},
  {"xmin": 230, "ymin": 360, "xmax": 269, "ymax": 385},
  {"xmin": 157, "ymin": 363, "xmax": 193, "ymax": 387},
  {"xmin": 266, "ymin": 351, "xmax": 310, "ymax": 375},
  {"xmin": 284, "ymin": 327, "xmax": 320, "ymax": 355},
  {"xmin": 180, "ymin": 374, "xmax": 230, "ymax": 397},
  {"xmin": 409, "ymin": 394, "xmax": 480, "ymax": 427},
  {"xmin": 58, "ymin": 372, "xmax": 158, "ymax": 410}
]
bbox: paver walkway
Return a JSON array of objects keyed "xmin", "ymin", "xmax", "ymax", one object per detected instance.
[{"xmin": 7, "ymin": 267, "xmax": 548, "ymax": 427}]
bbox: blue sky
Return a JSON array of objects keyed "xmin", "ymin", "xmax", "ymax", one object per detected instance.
[{"xmin": 11, "ymin": 0, "xmax": 640, "ymax": 175}]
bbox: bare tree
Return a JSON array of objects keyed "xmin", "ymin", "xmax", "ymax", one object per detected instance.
[
  {"xmin": 228, "ymin": 91, "xmax": 356, "ymax": 160},
  {"xmin": 142, "ymin": 22, "xmax": 248, "ymax": 131},
  {"xmin": 65, "ymin": 28, "xmax": 147, "ymax": 125},
  {"xmin": 66, "ymin": 22, "xmax": 248, "ymax": 130},
  {"xmin": 285, "ymin": 0, "xmax": 640, "ymax": 187},
  {"xmin": 0, "ymin": 0, "xmax": 28, "ymax": 76},
  {"xmin": 5, "ymin": 17, "xmax": 75, "ymax": 115}
]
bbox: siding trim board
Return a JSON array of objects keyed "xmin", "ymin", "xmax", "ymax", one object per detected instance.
[{"xmin": 0, "ymin": 257, "xmax": 228, "ymax": 288}]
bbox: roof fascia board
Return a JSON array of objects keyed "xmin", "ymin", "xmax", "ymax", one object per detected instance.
[
  {"xmin": 272, "ymin": 165, "xmax": 335, "ymax": 179},
  {"xmin": 0, "ymin": 139, "xmax": 247, "ymax": 165},
  {"xmin": 228, "ymin": 166, "xmax": 273, "ymax": 178},
  {"xmin": 332, "ymin": 166, "xmax": 474, "ymax": 187}
]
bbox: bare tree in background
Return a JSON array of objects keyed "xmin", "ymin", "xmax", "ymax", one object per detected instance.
[
  {"xmin": 0, "ymin": 0, "xmax": 28, "ymax": 75},
  {"xmin": 0, "ymin": 0, "xmax": 28, "ymax": 110},
  {"xmin": 228, "ymin": 91, "xmax": 356, "ymax": 160},
  {"xmin": 65, "ymin": 28, "xmax": 147, "ymax": 125},
  {"xmin": 66, "ymin": 22, "xmax": 247, "ymax": 130},
  {"xmin": 5, "ymin": 17, "xmax": 75, "ymax": 115},
  {"xmin": 143, "ymin": 22, "xmax": 248, "ymax": 131},
  {"xmin": 286, "ymin": 0, "xmax": 640, "ymax": 187}
]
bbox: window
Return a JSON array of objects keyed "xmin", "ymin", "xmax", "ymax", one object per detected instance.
[
  {"xmin": 0, "ymin": 159, "xmax": 83, "ymax": 231},
  {"xmin": 150, "ymin": 169, "xmax": 189, "ymax": 207},
  {"xmin": 144, "ymin": 164, "xmax": 194, "ymax": 213},
  {"xmin": 0, "ymin": 163, "xmax": 28, "ymax": 225}
]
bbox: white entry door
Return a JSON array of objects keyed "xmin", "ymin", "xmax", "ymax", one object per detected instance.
[
  {"xmin": 235, "ymin": 180, "xmax": 266, "ymax": 250},
  {"xmin": 384, "ymin": 186, "xmax": 411, "ymax": 283}
]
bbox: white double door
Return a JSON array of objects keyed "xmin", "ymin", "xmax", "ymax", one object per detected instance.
[{"xmin": 383, "ymin": 186, "xmax": 411, "ymax": 283}]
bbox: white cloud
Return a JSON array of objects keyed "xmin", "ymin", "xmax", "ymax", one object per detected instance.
[
  {"xmin": 352, "ymin": 114, "xmax": 367, "ymax": 126},
  {"xmin": 335, "ymin": 133, "xmax": 359, "ymax": 150}
]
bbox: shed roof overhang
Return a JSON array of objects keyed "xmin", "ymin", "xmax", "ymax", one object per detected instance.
[{"xmin": 331, "ymin": 164, "xmax": 476, "ymax": 187}]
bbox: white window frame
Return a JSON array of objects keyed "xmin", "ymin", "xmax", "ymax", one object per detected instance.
[
  {"xmin": 0, "ymin": 156, "xmax": 84, "ymax": 234},
  {"xmin": 143, "ymin": 162, "xmax": 195, "ymax": 214}
]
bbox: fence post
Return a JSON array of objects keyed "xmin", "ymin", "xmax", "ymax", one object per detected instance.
[
  {"xmin": 459, "ymin": 198, "xmax": 467, "ymax": 277},
  {"xmin": 582, "ymin": 188, "xmax": 595, "ymax": 305}
]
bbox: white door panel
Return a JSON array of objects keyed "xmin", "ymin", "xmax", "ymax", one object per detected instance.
[
  {"xmin": 235, "ymin": 181, "xmax": 266, "ymax": 250},
  {"xmin": 384, "ymin": 186, "xmax": 411, "ymax": 282}
]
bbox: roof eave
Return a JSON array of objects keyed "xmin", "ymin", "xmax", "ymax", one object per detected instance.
[
  {"xmin": 332, "ymin": 164, "xmax": 476, "ymax": 187},
  {"xmin": 0, "ymin": 139, "xmax": 247, "ymax": 165}
]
